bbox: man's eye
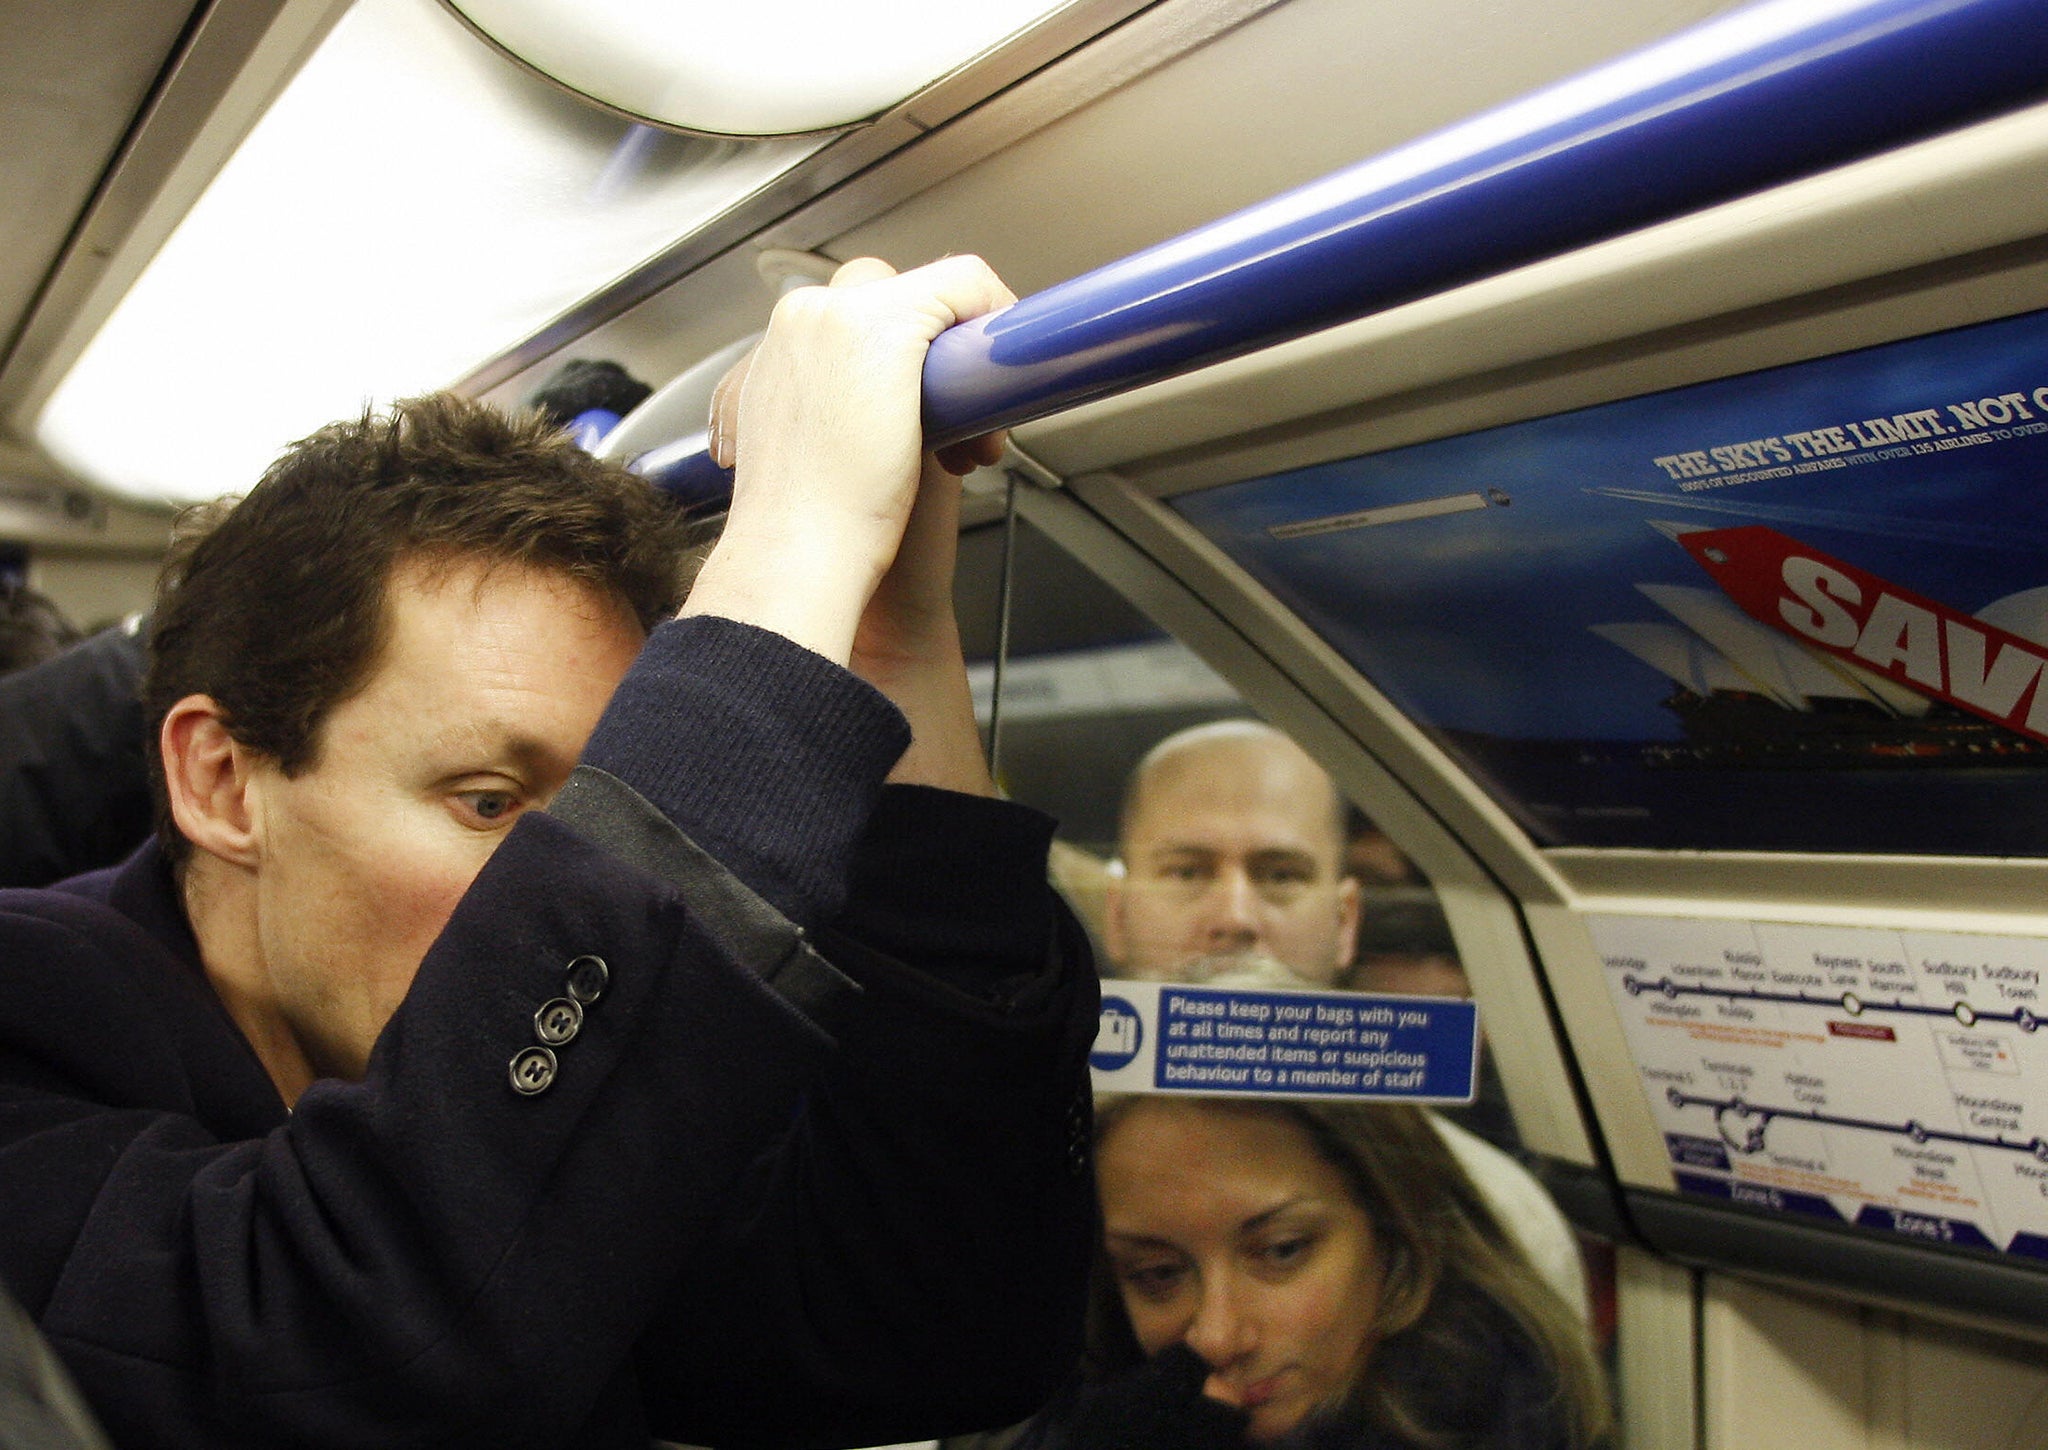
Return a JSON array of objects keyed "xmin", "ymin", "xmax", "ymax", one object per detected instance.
[
  {"xmin": 1253, "ymin": 868, "xmax": 1315, "ymax": 901},
  {"xmin": 453, "ymin": 790, "xmax": 521, "ymax": 827}
]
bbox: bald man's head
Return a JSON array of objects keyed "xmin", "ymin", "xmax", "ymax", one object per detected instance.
[{"xmin": 1105, "ymin": 721, "xmax": 1359, "ymax": 984}]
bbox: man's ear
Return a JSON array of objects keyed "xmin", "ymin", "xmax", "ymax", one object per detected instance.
[
  {"xmin": 160, "ymin": 695, "xmax": 263, "ymax": 868},
  {"xmin": 1101, "ymin": 859, "xmax": 1129, "ymax": 970},
  {"xmin": 1334, "ymin": 874, "xmax": 1362, "ymax": 968}
]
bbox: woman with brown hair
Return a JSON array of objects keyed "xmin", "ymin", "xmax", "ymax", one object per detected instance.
[{"xmin": 1011, "ymin": 1095, "xmax": 1611, "ymax": 1450}]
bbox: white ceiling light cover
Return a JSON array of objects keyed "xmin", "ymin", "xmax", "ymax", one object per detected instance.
[
  {"xmin": 38, "ymin": 0, "xmax": 823, "ymax": 505},
  {"xmin": 444, "ymin": 0, "xmax": 1074, "ymax": 135}
]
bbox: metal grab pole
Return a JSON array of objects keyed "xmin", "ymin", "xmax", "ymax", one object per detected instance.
[{"xmin": 634, "ymin": 0, "xmax": 2048, "ymax": 506}]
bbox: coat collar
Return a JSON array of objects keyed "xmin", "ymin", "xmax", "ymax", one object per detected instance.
[{"xmin": 57, "ymin": 839, "xmax": 290, "ymax": 1129}]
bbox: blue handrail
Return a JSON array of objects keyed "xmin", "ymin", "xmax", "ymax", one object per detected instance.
[{"xmin": 633, "ymin": 0, "xmax": 2048, "ymax": 507}]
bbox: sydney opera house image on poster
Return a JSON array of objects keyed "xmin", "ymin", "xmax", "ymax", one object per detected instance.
[
  {"xmin": 1589, "ymin": 522, "xmax": 2048, "ymax": 768},
  {"xmin": 1174, "ymin": 306, "xmax": 2048, "ymax": 857}
]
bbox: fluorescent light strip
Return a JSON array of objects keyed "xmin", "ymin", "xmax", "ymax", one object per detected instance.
[
  {"xmin": 448, "ymin": 0, "xmax": 1076, "ymax": 136},
  {"xmin": 39, "ymin": 0, "xmax": 820, "ymax": 505}
]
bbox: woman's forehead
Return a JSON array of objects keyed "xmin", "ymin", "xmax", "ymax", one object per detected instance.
[{"xmin": 1099, "ymin": 1102, "xmax": 1349, "ymax": 1225}]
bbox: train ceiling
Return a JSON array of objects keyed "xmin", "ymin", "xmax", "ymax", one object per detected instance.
[{"xmin": 0, "ymin": 0, "xmax": 1743, "ymax": 509}]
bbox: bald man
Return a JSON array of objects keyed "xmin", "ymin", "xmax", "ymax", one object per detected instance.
[
  {"xmin": 1103, "ymin": 720, "xmax": 1359, "ymax": 984},
  {"xmin": 1096, "ymin": 719, "xmax": 1589, "ymax": 1320}
]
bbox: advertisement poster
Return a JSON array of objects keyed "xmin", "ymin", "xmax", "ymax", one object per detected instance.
[
  {"xmin": 1591, "ymin": 913, "xmax": 2048, "ymax": 1264},
  {"xmin": 1174, "ymin": 307, "xmax": 2048, "ymax": 853}
]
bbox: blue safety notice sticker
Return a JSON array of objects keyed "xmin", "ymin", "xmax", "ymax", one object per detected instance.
[{"xmin": 1088, "ymin": 982, "xmax": 1479, "ymax": 1101}]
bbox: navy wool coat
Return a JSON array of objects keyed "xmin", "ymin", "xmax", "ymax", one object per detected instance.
[{"xmin": 0, "ymin": 616, "xmax": 1099, "ymax": 1449}]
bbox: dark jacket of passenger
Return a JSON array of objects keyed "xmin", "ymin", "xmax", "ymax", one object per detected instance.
[
  {"xmin": 1008, "ymin": 1289, "xmax": 1573, "ymax": 1450},
  {"xmin": 0, "ymin": 619, "xmax": 151, "ymax": 889}
]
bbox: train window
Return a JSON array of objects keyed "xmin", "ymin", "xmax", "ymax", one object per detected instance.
[
  {"xmin": 960, "ymin": 512, "xmax": 1531, "ymax": 1148},
  {"xmin": 957, "ymin": 508, "xmax": 1614, "ymax": 1445}
]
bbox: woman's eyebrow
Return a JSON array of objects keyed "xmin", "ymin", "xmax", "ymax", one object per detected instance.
[
  {"xmin": 1103, "ymin": 1194, "xmax": 1324, "ymax": 1246},
  {"xmin": 1239, "ymin": 1195, "xmax": 1319, "ymax": 1232},
  {"xmin": 1102, "ymin": 1228, "xmax": 1181, "ymax": 1249}
]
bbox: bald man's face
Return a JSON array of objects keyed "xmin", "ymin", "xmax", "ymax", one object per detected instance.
[{"xmin": 1106, "ymin": 737, "xmax": 1359, "ymax": 985}]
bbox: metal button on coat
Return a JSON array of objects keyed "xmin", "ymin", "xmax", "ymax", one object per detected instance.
[
  {"xmin": 564, "ymin": 954, "xmax": 610, "ymax": 1005},
  {"xmin": 1066, "ymin": 1089, "xmax": 1091, "ymax": 1175},
  {"xmin": 509, "ymin": 1045, "xmax": 558, "ymax": 1096},
  {"xmin": 534, "ymin": 997, "xmax": 583, "ymax": 1046}
]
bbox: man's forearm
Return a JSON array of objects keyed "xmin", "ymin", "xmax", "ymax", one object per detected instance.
[{"xmin": 865, "ymin": 641, "xmax": 995, "ymax": 796}]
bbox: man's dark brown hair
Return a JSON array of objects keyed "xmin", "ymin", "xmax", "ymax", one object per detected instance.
[{"xmin": 144, "ymin": 392, "xmax": 698, "ymax": 862}]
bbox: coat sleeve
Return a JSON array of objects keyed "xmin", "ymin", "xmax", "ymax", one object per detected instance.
[
  {"xmin": 562, "ymin": 624, "xmax": 1101, "ymax": 1447},
  {"xmin": 5, "ymin": 613, "xmax": 1088, "ymax": 1450},
  {"xmin": 622, "ymin": 791, "xmax": 1101, "ymax": 1449}
]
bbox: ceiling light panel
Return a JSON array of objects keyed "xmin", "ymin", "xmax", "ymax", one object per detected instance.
[
  {"xmin": 445, "ymin": 0, "xmax": 1077, "ymax": 136},
  {"xmin": 38, "ymin": 0, "xmax": 820, "ymax": 505}
]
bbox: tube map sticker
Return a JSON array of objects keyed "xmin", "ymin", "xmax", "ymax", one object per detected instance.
[
  {"xmin": 1172, "ymin": 304, "xmax": 2048, "ymax": 855},
  {"xmin": 1592, "ymin": 913, "xmax": 2048, "ymax": 1261},
  {"xmin": 1091, "ymin": 981, "xmax": 1478, "ymax": 1101}
]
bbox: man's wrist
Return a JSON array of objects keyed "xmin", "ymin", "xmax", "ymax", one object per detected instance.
[{"xmin": 681, "ymin": 519, "xmax": 885, "ymax": 665}]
